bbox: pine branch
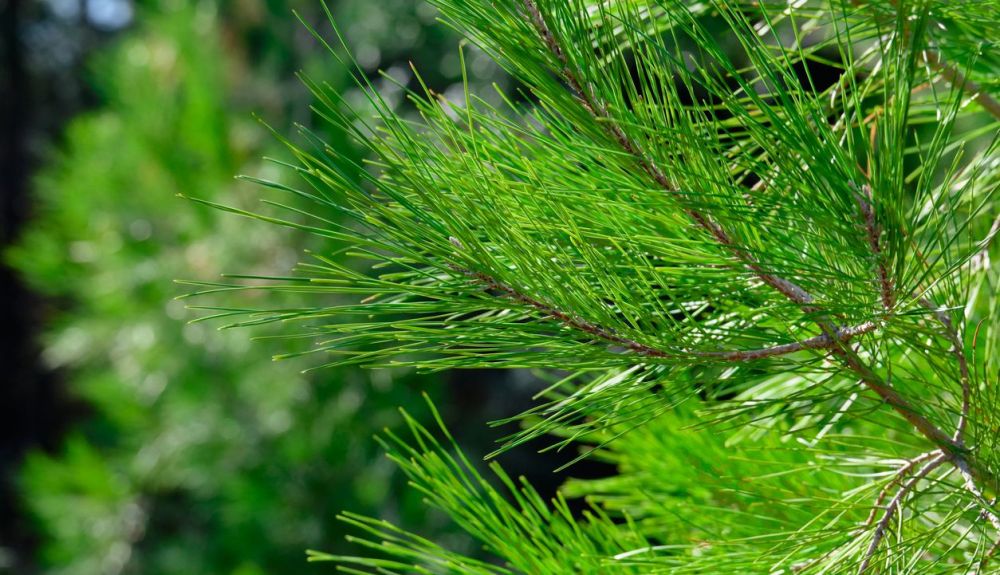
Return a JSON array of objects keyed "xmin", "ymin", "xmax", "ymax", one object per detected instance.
[
  {"xmin": 520, "ymin": 0, "xmax": 820, "ymax": 312},
  {"xmin": 956, "ymin": 460, "xmax": 1000, "ymax": 533},
  {"xmin": 862, "ymin": 449, "xmax": 943, "ymax": 529},
  {"xmin": 858, "ymin": 452, "xmax": 948, "ymax": 574},
  {"xmin": 206, "ymin": 3, "xmax": 1000, "ymax": 570},
  {"xmin": 456, "ymin": 261, "xmax": 878, "ymax": 362},
  {"xmin": 787, "ymin": 450, "xmax": 945, "ymax": 573},
  {"xmin": 855, "ymin": 183, "xmax": 895, "ymax": 311},
  {"xmin": 687, "ymin": 323, "xmax": 879, "ymax": 362},
  {"xmin": 918, "ymin": 296, "xmax": 972, "ymax": 443},
  {"xmin": 518, "ymin": 0, "xmax": 998, "ymax": 497},
  {"xmin": 458, "ymin": 264, "xmax": 668, "ymax": 358}
]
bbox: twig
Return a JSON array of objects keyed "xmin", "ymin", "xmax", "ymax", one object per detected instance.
[
  {"xmin": 855, "ymin": 184, "xmax": 895, "ymax": 311},
  {"xmin": 455, "ymin": 263, "xmax": 876, "ymax": 362},
  {"xmin": 953, "ymin": 458, "xmax": 1000, "ymax": 533},
  {"xmin": 792, "ymin": 449, "xmax": 943, "ymax": 574},
  {"xmin": 687, "ymin": 322, "xmax": 879, "ymax": 361},
  {"xmin": 911, "ymin": 216, "xmax": 998, "ymax": 464},
  {"xmin": 462, "ymin": 267, "xmax": 669, "ymax": 357},
  {"xmin": 918, "ymin": 296, "xmax": 971, "ymax": 444},
  {"xmin": 862, "ymin": 450, "xmax": 943, "ymax": 528},
  {"xmin": 858, "ymin": 452, "xmax": 948, "ymax": 574}
]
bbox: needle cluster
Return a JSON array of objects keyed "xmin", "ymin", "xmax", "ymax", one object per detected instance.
[{"xmin": 190, "ymin": 0, "xmax": 1000, "ymax": 572}]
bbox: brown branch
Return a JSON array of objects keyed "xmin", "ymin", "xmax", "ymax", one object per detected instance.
[
  {"xmin": 862, "ymin": 450, "xmax": 942, "ymax": 528},
  {"xmin": 924, "ymin": 51, "xmax": 1000, "ymax": 122},
  {"xmin": 793, "ymin": 451, "xmax": 939, "ymax": 573},
  {"xmin": 796, "ymin": 451, "xmax": 942, "ymax": 573},
  {"xmin": 954, "ymin": 458, "xmax": 1000, "ymax": 533},
  {"xmin": 461, "ymin": 267, "xmax": 669, "ymax": 358},
  {"xmin": 688, "ymin": 322, "xmax": 879, "ymax": 361},
  {"xmin": 942, "ymin": 214, "xmax": 1000, "ymax": 443},
  {"xmin": 911, "ymin": 216, "xmax": 999, "ymax": 472},
  {"xmin": 855, "ymin": 184, "xmax": 895, "ymax": 311},
  {"xmin": 836, "ymin": 349, "xmax": 968, "ymax": 464},
  {"xmin": 518, "ymin": 0, "xmax": 991, "ymax": 487},
  {"xmin": 795, "ymin": 450, "xmax": 974, "ymax": 574},
  {"xmin": 521, "ymin": 0, "xmax": 820, "ymax": 314},
  {"xmin": 455, "ymin": 263, "xmax": 875, "ymax": 362},
  {"xmin": 917, "ymin": 296, "xmax": 971, "ymax": 444},
  {"xmin": 858, "ymin": 452, "xmax": 948, "ymax": 574}
]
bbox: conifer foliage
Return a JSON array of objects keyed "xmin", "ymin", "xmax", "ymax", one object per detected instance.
[{"xmin": 192, "ymin": 0, "xmax": 1000, "ymax": 572}]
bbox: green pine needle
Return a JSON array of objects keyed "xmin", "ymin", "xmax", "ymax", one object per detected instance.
[{"xmin": 189, "ymin": 0, "xmax": 1000, "ymax": 572}]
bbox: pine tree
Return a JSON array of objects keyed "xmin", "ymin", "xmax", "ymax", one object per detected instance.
[{"xmin": 190, "ymin": 0, "xmax": 1000, "ymax": 572}]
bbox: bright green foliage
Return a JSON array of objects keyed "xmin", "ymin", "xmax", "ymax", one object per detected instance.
[
  {"xmin": 198, "ymin": 0, "xmax": 1000, "ymax": 573},
  {"xmin": 9, "ymin": 1, "xmax": 504, "ymax": 572}
]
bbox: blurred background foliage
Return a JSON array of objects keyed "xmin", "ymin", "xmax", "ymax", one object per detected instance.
[{"xmin": 0, "ymin": 0, "xmax": 566, "ymax": 573}]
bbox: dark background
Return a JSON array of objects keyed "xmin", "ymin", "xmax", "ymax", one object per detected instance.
[{"xmin": 1, "ymin": 0, "xmax": 103, "ymax": 564}]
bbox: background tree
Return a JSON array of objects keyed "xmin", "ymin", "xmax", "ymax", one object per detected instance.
[{"xmin": 196, "ymin": 0, "xmax": 1000, "ymax": 572}]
